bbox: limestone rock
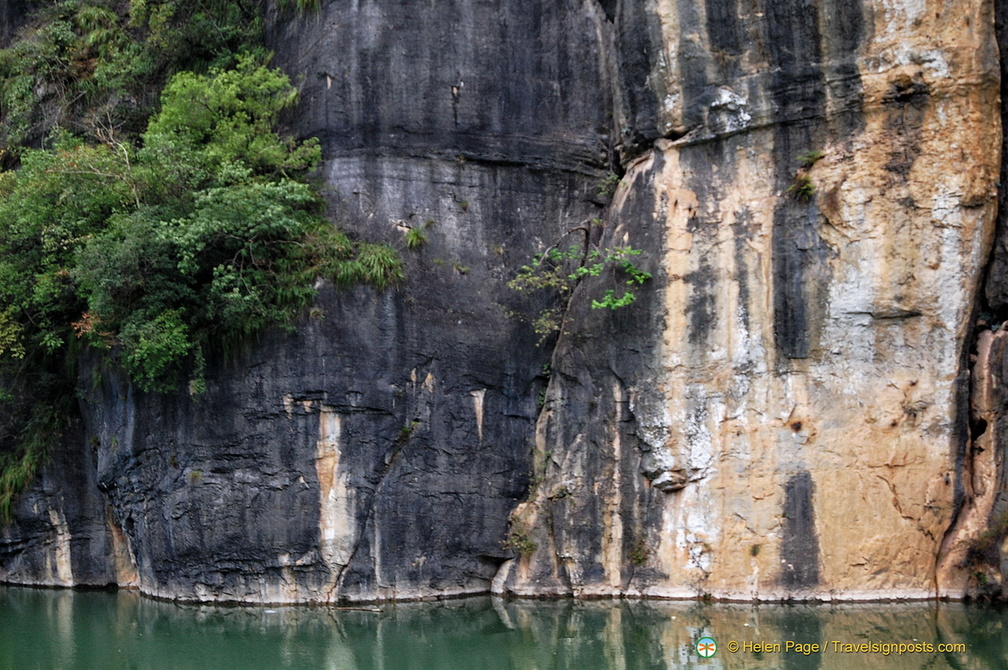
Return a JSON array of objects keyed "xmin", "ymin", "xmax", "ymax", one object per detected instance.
[
  {"xmin": 2, "ymin": 0, "xmax": 610, "ymax": 603},
  {"xmin": 936, "ymin": 329, "xmax": 1008, "ymax": 599},
  {"xmin": 500, "ymin": 0, "xmax": 1002, "ymax": 601},
  {"xmin": 0, "ymin": 0, "xmax": 1005, "ymax": 604}
]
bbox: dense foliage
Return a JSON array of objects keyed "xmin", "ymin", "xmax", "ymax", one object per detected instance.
[
  {"xmin": 0, "ymin": 2, "xmax": 401, "ymax": 515},
  {"xmin": 1, "ymin": 55, "xmax": 401, "ymax": 396},
  {"xmin": 0, "ymin": 0, "xmax": 264, "ymax": 150}
]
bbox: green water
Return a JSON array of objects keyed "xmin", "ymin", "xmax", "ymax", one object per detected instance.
[{"xmin": 0, "ymin": 588, "xmax": 1006, "ymax": 669}]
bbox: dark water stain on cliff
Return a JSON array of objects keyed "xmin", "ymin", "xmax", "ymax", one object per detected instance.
[
  {"xmin": 766, "ymin": 0, "xmax": 864, "ymax": 361},
  {"xmin": 732, "ymin": 207, "xmax": 756, "ymax": 333},
  {"xmin": 772, "ymin": 196, "xmax": 830, "ymax": 360},
  {"xmin": 685, "ymin": 258, "xmax": 717, "ymax": 347},
  {"xmin": 818, "ymin": 0, "xmax": 869, "ymax": 139},
  {"xmin": 705, "ymin": 0, "xmax": 744, "ymax": 84},
  {"xmin": 780, "ymin": 470, "xmax": 820, "ymax": 589},
  {"xmin": 882, "ymin": 78, "xmax": 930, "ymax": 177},
  {"xmin": 984, "ymin": 0, "xmax": 1008, "ymax": 314},
  {"xmin": 767, "ymin": 0, "xmax": 824, "ymax": 361},
  {"xmin": 706, "ymin": 0, "xmax": 741, "ymax": 58},
  {"xmin": 613, "ymin": 0, "xmax": 667, "ymax": 153},
  {"xmin": 674, "ymin": 0, "xmax": 713, "ymax": 130}
]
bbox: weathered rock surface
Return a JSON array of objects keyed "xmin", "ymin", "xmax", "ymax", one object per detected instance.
[
  {"xmin": 497, "ymin": 0, "xmax": 1003, "ymax": 601},
  {"xmin": 0, "ymin": 0, "xmax": 1006, "ymax": 603},
  {"xmin": 2, "ymin": 0, "xmax": 610, "ymax": 603},
  {"xmin": 935, "ymin": 329, "xmax": 1008, "ymax": 599},
  {"xmin": 0, "ymin": 417, "xmax": 126, "ymax": 589},
  {"xmin": 0, "ymin": 0, "xmax": 30, "ymax": 48}
]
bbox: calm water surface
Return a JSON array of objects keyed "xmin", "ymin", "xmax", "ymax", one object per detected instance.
[{"xmin": 0, "ymin": 587, "xmax": 1006, "ymax": 669}]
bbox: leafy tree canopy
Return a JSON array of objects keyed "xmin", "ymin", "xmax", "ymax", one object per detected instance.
[
  {"xmin": 1, "ymin": 55, "xmax": 401, "ymax": 394},
  {"xmin": 0, "ymin": 55, "xmax": 402, "ymax": 515}
]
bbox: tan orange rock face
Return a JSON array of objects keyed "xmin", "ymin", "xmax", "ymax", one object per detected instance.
[{"xmin": 497, "ymin": 0, "xmax": 1002, "ymax": 600}]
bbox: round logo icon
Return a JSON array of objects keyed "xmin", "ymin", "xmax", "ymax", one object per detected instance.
[{"xmin": 696, "ymin": 637, "xmax": 718, "ymax": 659}]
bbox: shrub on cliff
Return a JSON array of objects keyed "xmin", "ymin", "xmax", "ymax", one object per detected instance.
[
  {"xmin": 508, "ymin": 219, "xmax": 652, "ymax": 344},
  {"xmin": 0, "ymin": 56, "xmax": 402, "ymax": 514},
  {"xmin": 0, "ymin": 0, "xmax": 264, "ymax": 149},
  {"xmin": 1, "ymin": 55, "xmax": 401, "ymax": 393}
]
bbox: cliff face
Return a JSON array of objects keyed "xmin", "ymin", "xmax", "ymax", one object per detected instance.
[
  {"xmin": 943, "ymin": 0, "xmax": 1008, "ymax": 601},
  {"xmin": 498, "ymin": 0, "xmax": 1003, "ymax": 601},
  {"xmin": 0, "ymin": 0, "xmax": 1004, "ymax": 603}
]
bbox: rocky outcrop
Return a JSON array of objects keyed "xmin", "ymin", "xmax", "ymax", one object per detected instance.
[
  {"xmin": 497, "ymin": 0, "xmax": 1003, "ymax": 601},
  {"xmin": 0, "ymin": 0, "xmax": 1005, "ymax": 603},
  {"xmin": 0, "ymin": 416, "xmax": 127, "ymax": 589},
  {"xmin": 3, "ymin": 0, "xmax": 610, "ymax": 603},
  {"xmin": 941, "ymin": 1, "xmax": 1008, "ymax": 594},
  {"xmin": 935, "ymin": 330, "xmax": 1008, "ymax": 599}
]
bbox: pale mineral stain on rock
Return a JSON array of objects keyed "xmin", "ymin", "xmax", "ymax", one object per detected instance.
[
  {"xmin": 316, "ymin": 408, "xmax": 357, "ymax": 598},
  {"xmin": 47, "ymin": 509, "xmax": 73, "ymax": 586}
]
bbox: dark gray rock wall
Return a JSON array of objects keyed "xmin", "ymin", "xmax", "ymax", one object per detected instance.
[
  {"xmin": 0, "ymin": 415, "xmax": 118, "ymax": 588},
  {"xmin": 267, "ymin": 1, "xmax": 612, "ymax": 172},
  {"xmin": 0, "ymin": 0, "xmax": 615, "ymax": 603}
]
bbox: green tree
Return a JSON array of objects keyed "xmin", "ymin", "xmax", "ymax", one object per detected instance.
[
  {"xmin": 0, "ymin": 0, "xmax": 265, "ymax": 150},
  {"xmin": 0, "ymin": 56, "xmax": 402, "ymax": 514},
  {"xmin": 508, "ymin": 221, "xmax": 651, "ymax": 343}
]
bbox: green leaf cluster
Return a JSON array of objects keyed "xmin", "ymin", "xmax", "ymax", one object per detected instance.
[
  {"xmin": 0, "ymin": 57, "xmax": 402, "ymax": 398},
  {"xmin": 0, "ymin": 0, "xmax": 264, "ymax": 149},
  {"xmin": 787, "ymin": 173, "xmax": 816, "ymax": 202},
  {"xmin": 798, "ymin": 150, "xmax": 824, "ymax": 168},
  {"xmin": 596, "ymin": 172, "xmax": 621, "ymax": 200},
  {"xmin": 509, "ymin": 232, "xmax": 651, "ymax": 342},
  {"xmin": 787, "ymin": 149, "xmax": 823, "ymax": 202}
]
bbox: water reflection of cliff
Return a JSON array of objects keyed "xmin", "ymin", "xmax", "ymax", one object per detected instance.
[{"xmin": 1, "ymin": 588, "xmax": 1005, "ymax": 669}]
